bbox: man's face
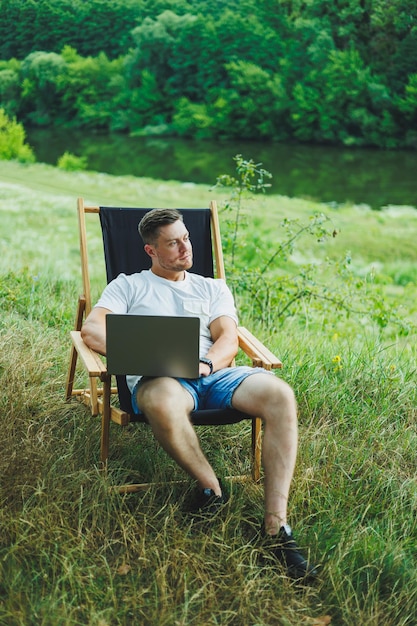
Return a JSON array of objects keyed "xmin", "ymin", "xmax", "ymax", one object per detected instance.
[{"xmin": 145, "ymin": 220, "xmax": 193, "ymax": 275}]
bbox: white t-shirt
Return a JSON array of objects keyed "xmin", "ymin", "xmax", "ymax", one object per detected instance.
[{"xmin": 95, "ymin": 269, "xmax": 238, "ymax": 392}]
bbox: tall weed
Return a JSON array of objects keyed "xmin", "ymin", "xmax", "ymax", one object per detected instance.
[{"xmin": 215, "ymin": 156, "xmax": 415, "ymax": 338}]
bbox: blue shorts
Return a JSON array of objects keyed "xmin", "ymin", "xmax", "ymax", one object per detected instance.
[{"xmin": 131, "ymin": 366, "xmax": 272, "ymax": 415}]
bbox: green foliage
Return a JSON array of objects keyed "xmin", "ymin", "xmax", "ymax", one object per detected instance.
[
  {"xmin": 0, "ymin": 1, "xmax": 416, "ymax": 147},
  {"xmin": 398, "ymin": 73, "xmax": 417, "ymax": 146},
  {"xmin": 172, "ymin": 98, "xmax": 213, "ymax": 138},
  {"xmin": 0, "ymin": 0, "xmax": 142, "ymax": 60},
  {"xmin": 56, "ymin": 151, "xmax": 87, "ymax": 172},
  {"xmin": 291, "ymin": 48, "xmax": 398, "ymax": 147},
  {"xmin": 209, "ymin": 61, "xmax": 290, "ymax": 140},
  {"xmin": 399, "ymin": 73, "xmax": 417, "ymax": 117},
  {"xmin": 0, "ymin": 108, "xmax": 34, "ymax": 162},
  {"xmin": 122, "ymin": 69, "xmax": 171, "ymax": 134},
  {"xmin": 0, "ymin": 66, "xmax": 20, "ymax": 117},
  {"xmin": 128, "ymin": 10, "xmax": 198, "ymax": 85},
  {"xmin": 20, "ymin": 51, "xmax": 67, "ymax": 125},
  {"xmin": 56, "ymin": 49, "xmax": 123, "ymax": 129}
]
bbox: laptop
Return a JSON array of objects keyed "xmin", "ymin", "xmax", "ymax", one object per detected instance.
[{"xmin": 106, "ymin": 314, "xmax": 200, "ymax": 378}]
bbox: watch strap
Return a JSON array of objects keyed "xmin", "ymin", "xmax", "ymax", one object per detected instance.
[{"xmin": 199, "ymin": 357, "xmax": 213, "ymax": 374}]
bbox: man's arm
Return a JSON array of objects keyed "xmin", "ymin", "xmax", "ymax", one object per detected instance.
[
  {"xmin": 80, "ymin": 306, "xmax": 112, "ymax": 356},
  {"xmin": 200, "ymin": 315, "xmax": 239, "ymax": 376}
]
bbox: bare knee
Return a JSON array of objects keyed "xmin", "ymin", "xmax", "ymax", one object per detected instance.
[
  {"xmin": 274, "ymin": 378, "xmax": 296, "ymax": 409},
  {"xmin": 262, "ymin": 377, "xmax": 297, "ymax": 426},
  {"xmin": 136, "ymin": 377, "xmax": 192, "ymax": 428},
  {"xmin": 232, "ymin": 373, "xmax": 297, "ymax": 422}
]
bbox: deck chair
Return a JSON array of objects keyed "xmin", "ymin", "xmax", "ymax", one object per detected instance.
[{"xmin": 65, "ymin": 198, "xmax": 282, "ymax": 491}]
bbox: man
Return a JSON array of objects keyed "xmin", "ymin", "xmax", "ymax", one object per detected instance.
[{"xmin": 81, "ymin": 208, "xmax": 318, "ymax": 581}]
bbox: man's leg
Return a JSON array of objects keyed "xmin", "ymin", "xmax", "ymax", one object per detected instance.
[
  {"xmin": 231, "ymin": 373, "xmax": 297, "ymax": 534},
  {"xmin": 136, "ymin": 377, "xmax": 222, "ymax": 495},
  {"xmin": 231, "ymin": 372, "xmax": 318, "ymax": 580}
]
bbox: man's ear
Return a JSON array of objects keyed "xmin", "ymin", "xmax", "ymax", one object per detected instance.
[{"xmin": 144, "ymin": 243, "xmax": 156, "ymax": 258}]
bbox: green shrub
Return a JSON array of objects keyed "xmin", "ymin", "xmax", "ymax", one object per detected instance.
[
  {"xmin": 56, "ymin": 151, "xmax": 87, "ymax": 171},
  {"xmin": 0, "ymin": 107, "xmax": 35, "ymax": 162}
]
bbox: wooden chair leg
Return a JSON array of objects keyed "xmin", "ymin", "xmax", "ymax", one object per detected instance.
[
  {"xmin": 100, "ymin": 373, "xmax": 112, "ymax": 468},
  {"xmin": 252, "ymin": 417, "xmax": 262, "ymax": 482},
  {"xmin": 65, "ymin": 296, "xmax": 87, "ymax": 401},
  {"xmin": 89, "ymin": 378, "xmax": 100, "ymax": 416},
  {"xmin": 65, "ymin": 344, "xmax": 78, "ymax": 400}
]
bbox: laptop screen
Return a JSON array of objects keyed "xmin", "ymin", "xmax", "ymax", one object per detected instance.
[{"xmin": 106, "ymin": 314, "xmax": 200, "ymax": 378}]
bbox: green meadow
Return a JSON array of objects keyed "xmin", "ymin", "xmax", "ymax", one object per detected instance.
[{"xmin": 1, "ymin": 159, "xmax": 416, "ymax": 625}]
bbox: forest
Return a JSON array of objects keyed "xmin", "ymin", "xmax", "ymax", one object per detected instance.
[{"xmin": 0, "ymin": 0, "xmax": 416, "ymax": 148}]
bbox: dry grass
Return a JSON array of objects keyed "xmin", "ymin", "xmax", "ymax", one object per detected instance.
[{"xmin": 1, "ymin": 314, "xmax": 416, "ymax": 625}]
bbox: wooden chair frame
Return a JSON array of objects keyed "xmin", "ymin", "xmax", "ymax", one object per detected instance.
[{"xmin": 65, "ymin": 198, "xmax": 282, "ymax": 491}]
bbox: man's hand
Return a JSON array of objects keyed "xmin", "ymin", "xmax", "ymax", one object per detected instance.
[{"xmin": 199, "ymin": 360, "xmax": 212, "ymax": 377}]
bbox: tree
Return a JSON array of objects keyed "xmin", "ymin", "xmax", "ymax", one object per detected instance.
[
  {"xmin": 397, "ymin": 73, "xmax": 417, "ymax": 147},
  {"xmin": 123, "ymin": 70, "xmax": 169, "ymax": 133},
  {"xmin": 369, "ymin": 0, "xmax": 416, "ymax": 85},
  {"xmin": 0, "ymin": 0, "xmax": 415, "ymax": 147},
  {"xmin": 210, "ymin": 61, "xmax": 290, "ymax": 140},
  {"xmin": 0, "ymin": 0, "xmax": 143, "ymax": 60},
  {"xmin": 0, "ymin": 67, "xmax": 21, "ymax": 117},
  {"xmin": 320, "ymin": 48, "xmax": 396, "ymax": 146},
  {"xmin": 290, "ymin": 48, "xmax": 397, "ymax": 147},
  {"xmin": 127, "ymin": 10, "xmax": 198, "ymax": 93},
  {"xmin": 289, "ymin": 79, "xmax": 323, "ymax": 142},
  {"xmin": 56, "ymin": 48, "xmax": 123, "ymax": 129},
  {"xmin": 20, "ymin": 51, "xmax": 67, "ymax": 125}
]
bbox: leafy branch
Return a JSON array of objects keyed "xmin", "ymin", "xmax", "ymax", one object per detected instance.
[{"xmin": 213, "ymin": 154, "xmax": 271, "ymax": 266}]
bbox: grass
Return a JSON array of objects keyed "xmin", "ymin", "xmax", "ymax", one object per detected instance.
[{"xmin": 1, "ymin": 160, "xmax": 417, "ymax": 625}]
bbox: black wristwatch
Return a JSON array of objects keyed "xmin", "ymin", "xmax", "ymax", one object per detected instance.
[{"xmin": 199, "ymin": 357, "xmax": 213, "ymax": 375}]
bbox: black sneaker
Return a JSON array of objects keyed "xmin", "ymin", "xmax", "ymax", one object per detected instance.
[
  {"xmin": 263, "ymin": 524, "xmax": 319, "ymax": 582},
  {"xmin": 190, "ymin": 482, "xmax": 227, "ymax": 517}
]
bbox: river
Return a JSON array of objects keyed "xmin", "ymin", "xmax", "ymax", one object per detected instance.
[{"xmin": 26, "ymin": 128, "xmax": 417, "ymax": 210}]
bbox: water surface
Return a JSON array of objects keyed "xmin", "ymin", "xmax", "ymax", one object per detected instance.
[{"xmin": 26, "ymin": 128, "xmax": 417, "ymax": 210}]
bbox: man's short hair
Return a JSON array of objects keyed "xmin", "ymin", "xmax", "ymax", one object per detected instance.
[{"xmin": 138, "ymin": 208, "xmax": 183, "ymax": 245}]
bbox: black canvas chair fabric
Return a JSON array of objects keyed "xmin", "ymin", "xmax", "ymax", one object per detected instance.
[
  {"xmin": 100, "ymin": 207, "xmax": 214, "ymax": 281},
  {"xmin": 99, "ymin": 206, "xmax": 250, "ymax": 426}
]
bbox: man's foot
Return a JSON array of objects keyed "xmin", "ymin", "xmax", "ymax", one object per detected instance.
[
  {"xmin": 190, "ymin": 481, "xmax": 227, "ymax": 517},
  {"xmin": 262, "ymin": 524, "xmax": 319, "ymax": 582}
]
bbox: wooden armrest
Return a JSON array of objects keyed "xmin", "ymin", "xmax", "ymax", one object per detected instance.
[
  {"xmin": 237, "ymin": 326, "xmax": 282, "ymax": 369},
  {"xmin": 70, "ymin": 330, "xmax": 107, "ymax": 377}
]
